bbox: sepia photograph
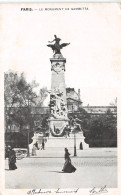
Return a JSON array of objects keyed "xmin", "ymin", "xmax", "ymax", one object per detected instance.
[{"xmin": 0, "ymin": 2, "xmax": 121, "ymax": 194}]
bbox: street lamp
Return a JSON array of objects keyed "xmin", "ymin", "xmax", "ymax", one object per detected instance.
[
  {"xmin": 71, "ymin": 125, "xmax": 77, "ymax": 157},
  {"xmin": 26, "ymin": 125, "xmax": 30, "ymax": 157},
  {"xmin": 74, "ymin": 131, "xmax": 77, "ymax": 157},
  {"xmin": 26, "ymin": 98, "xmax": 31, "ymax": 157}
]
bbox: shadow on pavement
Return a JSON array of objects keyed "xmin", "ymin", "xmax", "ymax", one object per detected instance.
[
  {"xmin": 5, "ymin": 169, "xmax": 17, "ymax": 171},
  {"xmin": 48, "ymin": 171, "xmax": 67, "ymax": 173}
]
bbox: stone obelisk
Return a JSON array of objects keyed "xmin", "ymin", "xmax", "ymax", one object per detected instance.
[{"xmin": 47, "ymin": 35, "xmax": 70, "ymax": 137}]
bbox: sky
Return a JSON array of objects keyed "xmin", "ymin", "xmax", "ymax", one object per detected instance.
[{"xmin": 1, "ymin": 3, "xmax": 121, "ymax": 106}]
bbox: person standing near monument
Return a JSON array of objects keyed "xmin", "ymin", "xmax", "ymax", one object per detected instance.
[
  {"xmin": 41, "ymin": 139, "xmax": 45, "ymax": 150},
  {"xmin": 32, "ymin": 144, "xmax": 37, "ymax": 156},
  {"xmin": 80, "ymin": 142, "xmax": 83, "ymax": 150},
  {"xmin": 34, "ymin": 141, "xmax": 39, "ymax": 150}
]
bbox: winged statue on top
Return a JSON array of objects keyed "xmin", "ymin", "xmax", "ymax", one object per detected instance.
[{"xmin": 47, "ymin": 35, "xmax": 70, "ymax": 55}]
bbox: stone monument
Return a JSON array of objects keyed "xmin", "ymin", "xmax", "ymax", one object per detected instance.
[
  {"xmin": 46, "ymin": 35, "xmax": 89, "ymax": 150},
  {"xmin": 29, "ymin": 35, "xmax": 89, "ymax": 154},
  {"xmin": 47, "ymin": 35, "xmax": 70, "ymax": 137}
]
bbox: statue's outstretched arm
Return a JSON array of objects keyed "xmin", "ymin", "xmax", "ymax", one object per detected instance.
[{"xmin": 48, "ymin": 39, "xmax": 55, "ymax": 43}]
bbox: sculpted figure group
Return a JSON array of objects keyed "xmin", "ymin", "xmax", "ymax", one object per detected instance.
[{"xmin": 47, "ymin": 35, "xmax": 70, "ymax": 55}]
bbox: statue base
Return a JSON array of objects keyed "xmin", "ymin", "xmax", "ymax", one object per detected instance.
[
  {"xmin": 48, "ymin": 118, "xmax": 69, "ymax": 137},
  {"xmin": 29, "ymin": 131, "xmax": 89, "ymax": 156},
  {"xmin": 45, "ymin": 132, "xmax": 89, "ymax": 150},
  {"xmin": 47, "ymin": 118, "xmax": 89, "ymax": 149}
]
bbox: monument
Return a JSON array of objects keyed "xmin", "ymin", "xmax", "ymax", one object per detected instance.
[
  {"xmin": 30, "ymin": 35, "xmax": 89, "ymax": 152},
  {"xmin": 47, "ymin": 35, "xmax": 89, "ymax": 149},
  {"xmin": 47, "ymin": 35, "xmax": 70, "ymax": 137}
]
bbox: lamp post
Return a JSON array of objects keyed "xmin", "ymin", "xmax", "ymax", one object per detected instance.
[
  {"xmin": 26, "ymin": 125, "xmax": 30, "ymax": 157},
  {"xmin": 74, "ymin": 131, "xmax": 77, "ymax": 157},
  {"xmin": 71, "ymin": 125, "xmax": 77, "ymax": 157},
  {"xmin": 27, "ymin": 98, "xmax": 31, "ymax": 157}
]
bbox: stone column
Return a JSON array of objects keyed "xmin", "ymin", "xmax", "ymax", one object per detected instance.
[{"xmin": 48, "ymin": 54, "xmax": 69, "ymax": 137}]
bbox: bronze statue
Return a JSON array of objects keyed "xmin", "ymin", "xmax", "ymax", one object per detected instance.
[{"xmin": 47, "ymin": 35, "xmax": 70, "ymax": 55}]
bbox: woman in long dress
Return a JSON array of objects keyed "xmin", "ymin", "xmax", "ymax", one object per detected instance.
[
  {"xmin": 62, "ymin": 148, "xmax": 76, "ymax": 173},
  {"xmin": 32, "ymin": 144, "xmax": 37, "ymax": 156},
  {"xmin": 8, "ymin": 148, "xmax": 17, "ymax": 170}
]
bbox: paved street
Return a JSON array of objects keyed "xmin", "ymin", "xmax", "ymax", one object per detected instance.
[{"xmin": 5, "ymin": 148, "xmax": 117, "ymax": 189}]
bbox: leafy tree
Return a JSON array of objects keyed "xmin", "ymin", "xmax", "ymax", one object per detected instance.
[
  {"xmin": 4, "ymin": 71, "xmax": 48, "ymax": 147},
  {"xmin": 34, "ymin": 116, "xmax": 49, "ymax": 137},
  {"xmin": 109, "ymin": 98, "xmax": 117, "ymax": 106},
  {"xmin": 68, "ymin": 107, "xmax": 117, "ymax": 147},
  {"xmin": 83, "ymin": 110, "xmax": 117, "ymax": 147},
  {"xmin": 5, "ymin": 132, "xmax": 34, "ymax": 148},
  {"xmin": 5, "ymin": 71, "xmax": 37, "ymax": 132},
  {"xmin": 35, "ymin": 87, "xmax": 48, "ymax": 106}
]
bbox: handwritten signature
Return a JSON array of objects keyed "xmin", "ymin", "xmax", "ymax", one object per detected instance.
[
  {"xmin": 90, "ymin": 185, "xmax": 108, "ymax": 194},
  {"xmin": 27, "ymin": 188, "xmax": 79, "ymax": 195},
  {"xmin": 27, "ymin": 186, "xmax": 108, "ymax": 195}
]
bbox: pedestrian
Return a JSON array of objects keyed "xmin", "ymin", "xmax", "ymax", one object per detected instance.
[
  {"xmin": 80, "ymin": 142, "xmax": 83, "ymax": 150},
  {"xmin": 34, "ymin": 141, "xmax": 39, "ymax": 150},
  {"xmin": 67, "ymin": 131, "xmax": 70, "ymax": 137},
  {"xmin": 41, "ymin": 140, "xmax": 45, "ymax": 150},
  {"xmin": 5, "ymin": 145, "xmax": 11, "ymax": 159},
  {"xmin": 8, "ymin": 147, "xmax": 17, "ymax": 170},
  {"xmin": 62, "ymin": 148, "xmax": 76, "ymax": 173},
  {"xmin": 32, "ymin": 144, "xmax": 37, "ymax": 156}
]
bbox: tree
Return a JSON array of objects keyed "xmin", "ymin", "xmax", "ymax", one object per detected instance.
[
  {"xmin": 83, "ymin": 111, "xmax": 117, "ymax": 147},
  {"xmin": 5, "ymin": 131, "xmax": 34, "ymax": 148},
  {"xmin": 5, "ymin": 71, "xmax": 37, "ymax": 129},
  {"xmin": 4, "ymin": 71, "xmax": 49, "ymax": 147},
  {"xmin": 109, "ymin": 98, "xmax": 117, "ymax": 106},
  {"xmin": 68, "ymin": 107, "xmax": 117, "ymax": 147},
  {"xmin": 4, "ymin": 71, "xmax": 41, "ymax": 147},
  {"xmin": 4, "ymin": 72, "xmax": 38, "ymax": 108},
  {"xmin": 34, "ymin": 116, "xmax": 49, "ymax": 138},
  {"xmin": 35, "ymin": 87, "xmax": 48, "ymax": 107}
]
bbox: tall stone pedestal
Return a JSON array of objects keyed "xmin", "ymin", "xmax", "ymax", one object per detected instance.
[
  {"xmin": 46, "ymin": 43, "xmax": 89, "ymax": 150},
  {"xmin": 49, "ymin": 54, "xmax": 69, "ymax": 137}
]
